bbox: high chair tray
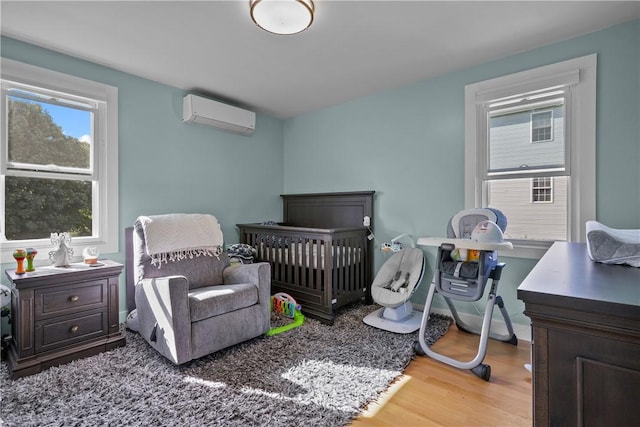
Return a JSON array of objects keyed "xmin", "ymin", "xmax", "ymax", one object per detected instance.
[{"xmin": 417, "ymin": 237, "xmax": 513, "ymax": 251}]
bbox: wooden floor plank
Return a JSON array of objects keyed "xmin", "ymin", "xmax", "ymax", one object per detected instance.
[{"xmin": 350, "ymin": 326, "xmax": 532, "ymax": 426}]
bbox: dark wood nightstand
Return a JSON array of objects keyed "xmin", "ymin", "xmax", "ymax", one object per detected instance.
[{"xmin": 4, "ymin": 260, "xmax": 125, "ymax": 379}]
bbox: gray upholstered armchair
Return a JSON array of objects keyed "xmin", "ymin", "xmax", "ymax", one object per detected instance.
[{"xmin": 130, "ymin": 214, "xmax": 271, "ymax": 364}]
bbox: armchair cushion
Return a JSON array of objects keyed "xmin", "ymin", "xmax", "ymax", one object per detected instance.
[{"xmin": 189, "ymin": 283, "xmax": 258, "ymax": 322}]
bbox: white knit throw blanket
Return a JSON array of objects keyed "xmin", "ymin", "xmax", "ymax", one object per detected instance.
[{"xmin": 138, "ymin": 214, "xmax": 223, "ymax": 267}]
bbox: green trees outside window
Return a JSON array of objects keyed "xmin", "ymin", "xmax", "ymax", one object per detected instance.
[{"xmin": 4, "ymin": 99, "xmax": 93, "ymax": 240}]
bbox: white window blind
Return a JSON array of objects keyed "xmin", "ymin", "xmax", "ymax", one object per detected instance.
[
  {"xmin": 478, "ymin": 83, "xmax": 573, "ymax": 181},
  {"xmin": 2, "ymin": 82, "xmax": 100, "ymax": 180}
]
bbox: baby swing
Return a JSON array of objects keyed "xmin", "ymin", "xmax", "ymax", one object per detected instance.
[
  {"xmin": 415, "ymin": 208, "xmax": 518, "ymax": 381},
  {"xmin": 363, "ymin": 234, "xmax": 426, "ymax": 334}
]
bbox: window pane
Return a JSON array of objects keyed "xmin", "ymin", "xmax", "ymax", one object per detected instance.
[
  {"xmin": 488, "ymin": 176, "xmax": 567, "ymax": 241},
  {"xmin": 532, "ymin": 177, "xmax": 553, "ymax": 203},
  {"xmin": 488, "ymin": 104, "xmax": 565, "ymax": 174},
  {"xmin": 531, "ymin": 111, "xmax": 553, "ymax": 143},
  {"xmin": 533, "ymin": 187, "xmax": 552, "ymax": 202},
  {"xmin": 8, "ymin": 94, "xmax": 92, "ymax": 170},
  {"xmin": 4, "ymin": 176, "xmax": 92, "ymax": 240}
]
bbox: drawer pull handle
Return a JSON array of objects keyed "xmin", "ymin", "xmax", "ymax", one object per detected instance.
[
  {"xmin": 69, "ymin": 296, "xmax": 80, "ymax": 302},
  {"xmin": 70, "ymin": 325, "xmax": 79, "ymax": 333}
]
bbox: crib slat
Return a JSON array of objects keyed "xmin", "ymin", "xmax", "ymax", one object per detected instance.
[
  {"xmin": 300, "ymin": 237, "xmax": 307, "ymax": 288},
  {"xmin": 347, "ymin": 237, "xmax": 352, "ymax": 293},
  {"xmin": 292, "ymin": 236, "xmax": 299, "ymax": 286},
  {"xmin": 344, "ymin": 237, "xmax": 351, "ymax": 294},
  {"xmin": 323, "ymin": 236, "xmax": 332, "ymax": 307},
  {"xmin": 350, "ymin": 237, "xmax": 356, "ymax": 294},
  {"xmin": 356, "ymin": 237, "xmax": 362, "ymax": 294},
  {"xmin": 337, "ymin": 237, "xmax": 345, "ymax": 295},
  {"xmin": 278, "ymin": 242, "xmax": 284, "ymax": 283},
  {"xmin": 315, "ymin": 239, "xmax": 322, "ymax": 292},
  {"xmin": 286, "ymin": 237, "xmax": 293, "ymax": 284},
  {"xmin": 332, "ymin": 239, "xmax": 339, "ymax": 296},
  {"xmin": 351, "ymin": 237, "xmax": 357, "ymax": 293}
]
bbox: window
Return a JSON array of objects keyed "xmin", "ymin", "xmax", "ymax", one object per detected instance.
[
  {"xmin": 531, "ymin": 177, "xmax": 553, "ymax": 203},
  {"xmin": 1, "ymin": 59, "xmax": 118, "ymax": 263},
  {"xmin": 465, "ymin": 55, "xmax": 596, "ymax": 258},
  {"xmin": 531, "ymin": 110, "xmax": 553, "ymax": 143}
]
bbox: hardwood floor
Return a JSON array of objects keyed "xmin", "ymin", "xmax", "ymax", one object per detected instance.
[{"xmin": 350, "ymin": 326, "xmax": 533, "ymax": 427}]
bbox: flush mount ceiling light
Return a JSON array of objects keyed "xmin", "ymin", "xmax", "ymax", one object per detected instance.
[{"xmin": 250, "ymin": 0, "xmax": 314, "ymax": 35}]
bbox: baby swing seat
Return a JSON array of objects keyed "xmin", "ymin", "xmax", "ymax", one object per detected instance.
[
  {"xmin": 363, "ymin": 235, "xmax": 425, "ymax": 334},
  {"xmin": 415, "ymin": 208, "xmax": 518, "ymax": 381}
]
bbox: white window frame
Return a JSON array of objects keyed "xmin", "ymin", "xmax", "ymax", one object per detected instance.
[
  {"xmin": 1, "ymin": 58, "xmax": 118, "ymax": 263},
  {"xmin": 530, "ymin": 110, "xmax": 554, "ymax": 143},
  {"xmin": 465, "ymin": 54, "xmax": 596, "ymax": 259},
  {"xmin": 531, "ymin": 177, "xmax": 554, "ymax": 204}
]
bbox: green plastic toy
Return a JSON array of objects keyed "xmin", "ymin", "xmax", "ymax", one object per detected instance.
[{"xmin": 265, "ymin": 292, "xmax": 305, "ymax": 336}]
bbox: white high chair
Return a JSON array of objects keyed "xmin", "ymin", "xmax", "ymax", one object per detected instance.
[{"xmin": 415, "ymin": 208, "xmax": 517, "ymax": 381}]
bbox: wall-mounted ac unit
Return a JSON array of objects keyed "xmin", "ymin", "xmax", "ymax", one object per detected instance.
[{"xmin": 183, "ymin": 94, "xmax": 255, "ymax": 135}]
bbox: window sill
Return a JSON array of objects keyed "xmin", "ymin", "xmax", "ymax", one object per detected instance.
[
  {"xmin": 1, "ymin": 237, "xmax": 117, "ymax": 265},
  {"xmin": 500, "ymin": 240, "xmax": 553, "ymax": 260}
]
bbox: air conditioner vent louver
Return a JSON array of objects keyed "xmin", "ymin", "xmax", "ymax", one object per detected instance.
[{"xmin": 183, "ymin": 94, "xmax": 255, "ymax": 135}]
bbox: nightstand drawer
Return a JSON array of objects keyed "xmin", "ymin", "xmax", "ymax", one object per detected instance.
[
  {"xmin": 35, "ymin": 309, "xmax": 108, "ymax": 353},
  {"xmin": 35, "ymin": 280, "xmax": 108, "ymax": 320}
]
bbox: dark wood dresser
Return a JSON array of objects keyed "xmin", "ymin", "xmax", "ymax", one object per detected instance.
[
  {"xmin": 518, "ymin": 242, "xmax": 640, "ymax": 426},
  {"xmin": 5, "ymin": 260, "xmax": 125, "ymax": 379}
]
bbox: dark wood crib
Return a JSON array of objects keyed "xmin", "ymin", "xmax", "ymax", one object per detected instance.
[{"xmin": 237, "ymin": 191, "xmax": 374, "ymax": 324}]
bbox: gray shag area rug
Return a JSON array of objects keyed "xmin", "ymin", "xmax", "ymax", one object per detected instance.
[{"xmin": 0, "ymin": 304, "xmax": 452, "ymax": 427}]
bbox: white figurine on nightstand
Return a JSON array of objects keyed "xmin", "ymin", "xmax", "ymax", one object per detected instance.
[{"xmin": 49, "ymin": 232, "xmax": 74, "ymax": 267}]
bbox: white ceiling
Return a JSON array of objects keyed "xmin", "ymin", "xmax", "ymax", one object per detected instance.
[{"xmin": 1, "ymin": 1, "xmax": 639, "ymax": 119}]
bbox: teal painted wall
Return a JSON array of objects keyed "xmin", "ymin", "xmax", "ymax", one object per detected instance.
[
  {"xmin": 0, "ymin": 36, "xmax": 284, "ymax": 319},
  {"xmin": 283, "ymin": 20, "xmax": 640, "ymax": 325},
  {"xmin": 1, "ymin": 20, "xmax": 638, "ymax": 330}
]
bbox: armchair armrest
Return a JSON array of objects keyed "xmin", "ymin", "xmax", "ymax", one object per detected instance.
[
  {"xmin": 135, "ymin": 275, "xmax": 192, "ymax": 364},
  {"xmin": 223, "ymin": 262, "xmax": 271, "ymax": 306}
]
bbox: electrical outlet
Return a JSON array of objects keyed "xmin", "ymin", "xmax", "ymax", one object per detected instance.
[{"xmin": 363, "ymin": 216, "xmax": 371, "ymax": 227}]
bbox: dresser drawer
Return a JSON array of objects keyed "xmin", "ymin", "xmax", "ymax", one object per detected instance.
[
  {"xmin": 35, "ymin": 309, "xmax": 108, "ymax": 353},
  {"xmin": 35, "ymin": 280, "xmax": 108, "ymax": 320}
]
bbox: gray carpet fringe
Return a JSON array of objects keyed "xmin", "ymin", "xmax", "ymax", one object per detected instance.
[{"xmin": 0, "ymin": 304, "xmax": 452, "ymax": 427}]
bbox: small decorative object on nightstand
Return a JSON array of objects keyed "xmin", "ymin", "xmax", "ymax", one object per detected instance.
[
  {"xmin": 4, "ymin": 260, "xmax": 125, "ymax": 379},
  {"xmin": 82, "ymin": 247, "xmax": 100, "ymax": 265},
  {"xmin": 12, "ymin": 249, "xmax": 26, "ymax": 274},
  {"xmin": 25, "ymin": 247, "xmax": 38, "ymax": 272},
  {"xmin": 49, "ymin": 232, "xmax": 74, "ymax": 267}
]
